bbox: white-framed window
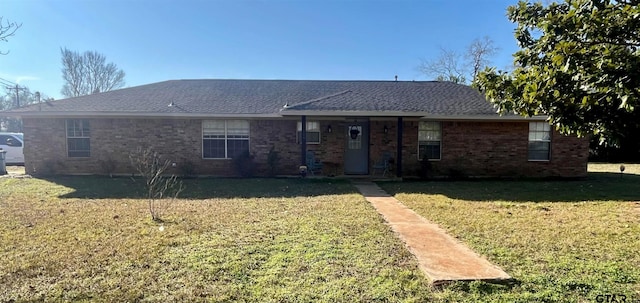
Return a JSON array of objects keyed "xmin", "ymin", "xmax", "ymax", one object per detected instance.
[
  {"xmin": 418, "ymin": 121, "xmax": 441, "ymax": 160},
  {"xmin": 297, "ymin": 121, "xmax": 321, "ymax": 144},
  {"xmin": 203, "ymin": 120, "xmax": 250, "ymax": 159},
  {"xmin": 66, "ymin": 119, "xmax": 90, "ymax": 157},
  {"xmin": 528, "ymin": 122, "xmax": 551, "ymax": 161}
]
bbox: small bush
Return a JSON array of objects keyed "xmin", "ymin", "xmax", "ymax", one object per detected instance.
[
  {"xmin": 448, "ymin": 168, "xmax": 469, "ymax": 180},
  {"xmin": 99, "ymin": 157, "xmax": 117, "ymax": 177},
  {"xmin": 448, "ymin": 156, "xmax": 471, "ymax": 179},
  {"xmin": 177, "ymin": 159, "xmax": 196, "ymax": 178},
  {"xmin": 129, "ymin": 147, "xmax": 184, "ymax": 222},
  {"xmin": 267, "ymin": 146, "xmax": 280, "ymax": 176},
  {"xmin": 233, "ymin": 150, "xmax": 255, "ymax": 177},
  {"xmin": 35, "ymin": 160, "xmax": 64, "ymax": 176},
  {"xmin": 419, "ymin": 157, "xmax": 432, "ymax": 180}
]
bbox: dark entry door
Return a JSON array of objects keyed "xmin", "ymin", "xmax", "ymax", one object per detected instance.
[{"xmin": 344, "ymin": 122, "xmax": 369, "ymax": 174}]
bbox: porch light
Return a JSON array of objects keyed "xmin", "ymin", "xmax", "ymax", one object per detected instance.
[
  {"xmin": 349, "ymin": 126, "xmax": 360, "ymax": 139},
  {"xmin": 327, "ymin": 125, "xmax": 332, "ymax": 133},
  {"xmin": 383, "ymin": 125, "xmax": 388, "ymax": 134}
]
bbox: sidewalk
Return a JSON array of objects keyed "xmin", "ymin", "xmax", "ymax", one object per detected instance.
[
  {"xmin": 0, "ymin": 166, "xmax": 29, "ymax": 178},
  {"xmin": 352, "ymin": 181, "xmax": 512, "ymax": 286}
]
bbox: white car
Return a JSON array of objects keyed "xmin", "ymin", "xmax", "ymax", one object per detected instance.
[{"xmin": 0, "ymin": 132, "xmax": 24, "ymax": 165}]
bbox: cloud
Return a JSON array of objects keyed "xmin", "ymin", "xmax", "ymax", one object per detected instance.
[
  {"xmin": 16, "ymin": 76, "xmax": 40, "ymax": 84},
  {"xmin": 0, "ymin": 74, "xmax": 40, "ymax": 85}
]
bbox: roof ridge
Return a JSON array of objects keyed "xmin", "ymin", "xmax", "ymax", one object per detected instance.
[{"xmin": 282, "ymin": 90, "xmax": 352, "ymax": 110}]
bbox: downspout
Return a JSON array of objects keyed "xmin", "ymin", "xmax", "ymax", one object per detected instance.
[
  {"xmin": 396, "ymin": 117, "xmax": 403, "ymax": 177},
  {"xmin": 300, "ymin": 115, "xmax": 307, "ymax": 166}
]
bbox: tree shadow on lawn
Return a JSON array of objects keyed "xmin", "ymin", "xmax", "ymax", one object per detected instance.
[
  {"xmin": 381, "ymin": 172, "xmax": 640, "ymax": 203},
  {"xmin": 44, "ymin": 176, "xmax": 358, "ymax": 200}
]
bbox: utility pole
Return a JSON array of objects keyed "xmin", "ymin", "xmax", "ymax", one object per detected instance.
[
  {"xmin": 36, "ymin": 92, "xmax": 41, "ymax": 111},
  {"xmin": 5, "ymin": 84, "xmax": 27, "ymax": 108}
]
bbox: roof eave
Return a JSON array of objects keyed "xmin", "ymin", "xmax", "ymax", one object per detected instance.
[
  {"xmin": 420, "ymin": 114, "xmax": 548, "ymax": 121},
  {"xmin": 1, "ymin": 111, "xmax": 283, "ymax": 118},
  {"xmin": 280, "ymin": 110, "xmax": 548, "ymax": 120},
  {"xmin": 280, "ymin": 110, "xmax": 427, "ymax": 117},
  {"xmin": 3, "ymin": 111, "xmax": 548, "ymax": 121}
]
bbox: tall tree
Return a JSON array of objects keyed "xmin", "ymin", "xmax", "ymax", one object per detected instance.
[
  {"xmin": 418, "ymin": 47, "xmax": 467, "ymax": 84},
  {"xmin": 467, "ymin": 36, "xmax": 500, "ymax": 83},
  {"xmin": 418, "ymin": 36, "xmax": 499, "ymax": 84},
  {"xmin": 476, "ymin": 0, "xmax": 640, "ymax": 149},
  {"xmin": 60, "ymin": 48, "xmax": 126, "ymax": 98},
  {"xmin": 0, "ymin": 17, "xmax": 21, "ymax": 55}
]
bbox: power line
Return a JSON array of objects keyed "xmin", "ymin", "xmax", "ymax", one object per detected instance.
[
  {"xmin": 0, "ymin": 80, "xmax": 17, "ymax": 88},
  {"xmin": 0, "ymin": 78, "xmax": 54, "ymax": 105},
  {"xmin": 5, "ymin": 84, "xmax": 27, "ymax": 107},
  {"xmin": 0, "ymin": 77, "xmax": 18, "ymax": 86}
]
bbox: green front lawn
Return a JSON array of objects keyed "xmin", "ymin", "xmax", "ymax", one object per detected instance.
[
  {"xmin": 1, "ymin": 178, "xmax": 430, "ymax": 302},
  {"xmin": 1, "ymin": 164, "xmax": 639, "ymax": 302},
  {"xmin": 380, "ymin": 164, "xmax": 640, "ymax": 302}
]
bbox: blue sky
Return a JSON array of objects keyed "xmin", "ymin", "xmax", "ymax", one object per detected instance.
[{"xmin": 2, "ymin": 0, "xmax": 520, "ymax": 100}]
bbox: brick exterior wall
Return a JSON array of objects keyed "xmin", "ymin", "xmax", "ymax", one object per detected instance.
[
  {"xmin": 22, "ymin": 118, "xmax": 588, "ymax": 178},
  {"xmin": 398, "ymin": 121, "xmax": 589, "ymax": 178}
]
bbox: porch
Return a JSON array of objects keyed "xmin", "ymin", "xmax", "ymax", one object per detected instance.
[{"xmin": 296, "ymin": 116, "xmax": 406, "ymax": 178}]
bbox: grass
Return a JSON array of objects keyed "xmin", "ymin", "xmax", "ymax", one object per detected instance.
[
  {"xmin": 0, "ymin": 177, "xmax": 432, "ymax": 302},
  {"xmin": 379, "ymin": 164, "xmax": 640, "ymax": 302},
  {"xmin": 4, "ymin": 165, "xmax": 24, "ymax": 174},
  {"xmin": 588, "ymin": 162, "xmax": 640, "ymax": 175},
  {"xmin": 2, "ymin": 164, "xmax": 639, "ymax": 302}
]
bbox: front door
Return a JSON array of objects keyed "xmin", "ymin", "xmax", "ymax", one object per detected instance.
[{"xmin": 344, "ymin": 122, "xmax": 369, "ymax": 174}]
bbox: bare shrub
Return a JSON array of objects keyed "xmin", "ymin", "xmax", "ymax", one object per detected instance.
[
  {"xmin": 99, "ymin": 157, "xmax": 117, "ymax": 177},
  {"xmin": 129, "ymin": 147, "xmax": 183, "ymax": 222}
]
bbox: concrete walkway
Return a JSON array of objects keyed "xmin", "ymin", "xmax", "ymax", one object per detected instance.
[{"xmin": 352, "ymin": 181, "xmax": 512, "ymax": 286}]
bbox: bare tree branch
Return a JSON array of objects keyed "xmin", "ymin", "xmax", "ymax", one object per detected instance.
[
  {"xmin": 61, "ymin": 48, "xmax": 86, "ymax": 98},
  {"xmin": 60, "ymin": 48, "xmax": 126, "ymax": 98},
  {"xmin": 129, "ymin": 147, "xmax": 184, "ymax": 222},
  {"xmin": 418, "ymin": 37, "xmax": 499, "ymax": 84},
  {"xmin": 0, "ymin": 17, "xmax": 21, "ymax": 55},
  {"xmin": 418, "ymin": 47, "xmax": 467, "ymax": 83},
  {"xmin": 467, "ymin": 36, "xmax": 500, "ymax": 83}
]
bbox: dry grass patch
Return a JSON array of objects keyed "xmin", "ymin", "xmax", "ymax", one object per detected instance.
[
  {"xmin": 4, "ymin": 165, "xmax": 25, "ymax": 175},
  {"xmin": 589, "ymin": 162, "xmax": 640, "ymax": 175},
  {"xmin": 1, "ymin": 177, "xmax": 432, "ymax": 302}
]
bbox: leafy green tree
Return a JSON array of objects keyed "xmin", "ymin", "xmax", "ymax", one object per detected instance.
[{"xmin": 476, "ymin": 0, "xmax": 640, "ymax": 149}]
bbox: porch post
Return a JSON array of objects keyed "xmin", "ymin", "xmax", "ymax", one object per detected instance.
[
  {"xmin": 300, "ymin": 115, "xmax": 307, "ymax": 166},
  {"xmin": 396, "ymin": 117, "xmax": 403, "ymax": 177}
]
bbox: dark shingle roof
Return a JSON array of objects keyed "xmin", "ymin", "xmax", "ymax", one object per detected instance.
[{"xmin": 5, "ymin": 79, "xmax": 499, "ymax": 117}]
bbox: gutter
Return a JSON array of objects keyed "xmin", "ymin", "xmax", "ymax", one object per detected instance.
[{"xmin": 1, "ymin": 111, "xmax": 548, "ymax": 121}]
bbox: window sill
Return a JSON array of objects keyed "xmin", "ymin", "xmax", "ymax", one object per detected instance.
[{"xmin": 528, "ymin": 159, "xmax": 550, "ymax": 162}]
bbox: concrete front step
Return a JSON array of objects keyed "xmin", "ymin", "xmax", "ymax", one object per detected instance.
[{"xmin": 352, "ymin": 181, "xmax": 512, "ymax": 286}]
